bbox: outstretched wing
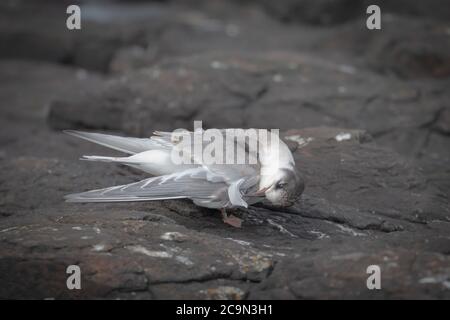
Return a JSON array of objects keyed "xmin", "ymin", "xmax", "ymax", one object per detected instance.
[
  {"xmin": 66, "ymin": 167, "xmax": 260, "ymax": 208},
  {"xmin": 65, "ymin": 168, "xmax": 227, "ymax": 203}
]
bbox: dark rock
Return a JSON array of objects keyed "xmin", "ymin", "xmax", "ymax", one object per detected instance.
[
  {"xmin": 246, "ymin": 0, "xmax": 450, "ymax": 25},
  {"xmin": 365, "ymin": 16, "xmax": 450, "ymax": 79},
  {"xmin": 251, "ymin": 0, "xmax": 364, "ymax": 25},
  {"xmin": 0, "ymin": 2, "xmax": 169, "ymax": 72},
  {"xmin": 1, "ymin": 0, "xmax": 449, "ymax": 300},
  {"xmin": 1, "ymin": 122, "xmax": 449, "ymax": 298},
  {"xmin": 366, "ymin": 0, "xmax": 450, "ymax": 21},
  {"xmin": 434, "ymin": 107, "xmax": 450, "ymax": 135}
]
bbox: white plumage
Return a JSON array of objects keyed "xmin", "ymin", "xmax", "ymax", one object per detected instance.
[{"xmin": 65, "ymin": 129, "xmax": 304, "ymax": 227}]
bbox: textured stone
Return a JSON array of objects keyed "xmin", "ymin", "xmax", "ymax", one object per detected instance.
[{"xmin": 0, "ymin": 0, "xmax": 449, "ymax": 300}]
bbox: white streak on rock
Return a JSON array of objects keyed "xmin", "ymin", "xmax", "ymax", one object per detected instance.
[
  {"xmin": 0, "ymin": 227, "xmax": 18, "ymax": 233},
  {"xmin": 273, "ymin": 74, "xmax": 283, "ymax": 83},
  {"xmin": 160, "ymin": 231, "xmax": 186, "ymax": 242},
  {"xmin": 226, "ymin": 238, "xmax": 252, "ymax": 246},
  {"xmin": 175, "ymin": 255, "xmax": 194, "ymax": 266},
  {"xmin": 267, "ymin": 219, "xmax": 297, "ymax": 238},
  {"xmin": 335, "ymin": 132, "xmax": 352, "ymax": 142},
  {"xmin": 92, "ymin": 244, "xmax": 105, "ymax": 252},
  {"xmin": 128, "ymin": 245, "xmax": 172, "ymax": 258},
  {"xmin": 419, "ymin": 275, "xmax": 450, "ymax": 289},
  {"xmin": 210, "ymin": 61, "xmax": 228, "ymax": 70},
  {"xmin": 309, "ymin": 230, "xmax": 329, "ymax": 239},
  {"xmin": 335, "ymin": 224, "xmax": 366, "ymax": 237},
  {"xmin": 285, "ymin": 135, "xmax": 314, "ymax": 148}
]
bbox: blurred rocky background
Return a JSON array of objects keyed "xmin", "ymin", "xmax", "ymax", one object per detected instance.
[{"xmin": 0, "ymin": 0, "xmax": 449, "ymax": 299}]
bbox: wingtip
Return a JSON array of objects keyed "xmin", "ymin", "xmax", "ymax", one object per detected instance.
[
  {"xmin": 64, "ymin": 194, "xmax": 77, "ymax": 202},
  {"xmin": 65, "ymin": 195, "xmax": 94, "ymax": 203},
  {"xmin": 63, "ymin": 129, "xmax": 83, "ymax": 137},
  {"xmin": 64, "ymin": 191, "xmax": 89, "ymax": 202},
  {"xmin": 64, "ymin": 129, "xmax": 99, "ymax": 137}
]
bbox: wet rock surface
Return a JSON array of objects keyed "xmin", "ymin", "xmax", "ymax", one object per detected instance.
[{"xmin": 0, "ymin": 1, "xmax": 449, "ymax": 299}]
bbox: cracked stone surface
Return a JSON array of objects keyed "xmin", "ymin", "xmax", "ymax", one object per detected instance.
[{"xmin": 0, "ymin": 0, "xmax": 449, "ymax": 299}]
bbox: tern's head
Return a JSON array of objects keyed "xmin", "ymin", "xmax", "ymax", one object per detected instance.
[{"xmin": 263, "ymin": 168, "xmax": 304, "ymax": 207}]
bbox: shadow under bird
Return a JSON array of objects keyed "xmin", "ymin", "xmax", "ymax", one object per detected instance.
[{"xmin": 65, "ymin": 129, "xmax": 305, "ymax": 227}]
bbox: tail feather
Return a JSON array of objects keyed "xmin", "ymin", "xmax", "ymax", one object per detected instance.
[
  {"xmin": 81, "ymin": 155, "xmax": 121, "ymax": 162},
  {"xmin": 80, "ymin": 155, "xmax": 145, "ymax": 170},
  {"xmin": 65, "ymin": 193, "xmax": 185, "ymax": 203},
  {"xmin": 64, "ymin": 130, "xmax": 167, "ymax": 154}
]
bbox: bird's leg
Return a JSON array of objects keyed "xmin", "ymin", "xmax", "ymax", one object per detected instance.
[
  {"xmin": 220, "ymin": 208, "xmax": 227, "ymax": 220},
  {"xmin": 220, "ymin": 208, "xmax": 242, "ymax": 228}
]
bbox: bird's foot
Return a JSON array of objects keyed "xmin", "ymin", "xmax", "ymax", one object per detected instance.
[
  {"xmin": 220, "ymin": 209, "xmax": 242, "ymax": 228},
  {"xmin": 223, "ymin": 215, "xmax": 242, "ymax": 228}
]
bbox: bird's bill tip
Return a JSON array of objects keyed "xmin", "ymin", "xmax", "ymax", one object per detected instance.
[{"xmin": 251, "ymin": 186, "xmax": 269, "ymax": 197}]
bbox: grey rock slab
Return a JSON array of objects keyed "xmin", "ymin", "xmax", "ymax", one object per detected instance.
[{"xmin": 0, "ymin": 126, "xmax": 449, "ymax": 299}]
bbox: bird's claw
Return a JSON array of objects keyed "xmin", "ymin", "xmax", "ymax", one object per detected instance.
[{"xmin": 223, "ymin": 214, "xmax": 242, "ymax": 228}]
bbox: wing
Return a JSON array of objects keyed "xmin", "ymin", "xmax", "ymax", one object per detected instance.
[
  {"xmin": 153, "ymin": 130, "xmax": 260, "ymax": 182},
  {"xmin": 66, "ymin": 167, "xmax": 261, "ymax": 208},
  {"xmin": 65, "ymin": 168, "xmax": 228, "ymax": 203}
]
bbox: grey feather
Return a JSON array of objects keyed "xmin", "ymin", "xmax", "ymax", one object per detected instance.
[
  {"xmin": 64, "ymin": 130, "xmax": 167, "ymax": 154},
  {"xmin": 66, "ymin": 168, "xmax": 228, "ymax": 203}
]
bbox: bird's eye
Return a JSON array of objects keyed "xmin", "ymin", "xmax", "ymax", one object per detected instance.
[{"xmin": 275, "ymin": 181, "xmax": 286, "ymax": 189}]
